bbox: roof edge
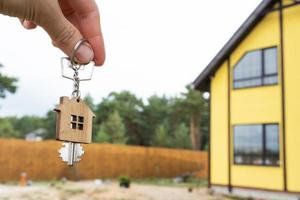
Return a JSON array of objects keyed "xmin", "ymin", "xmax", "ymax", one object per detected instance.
[{"xmin": 193, "ymin": 0, "xmax": 278, "ymax": 91}]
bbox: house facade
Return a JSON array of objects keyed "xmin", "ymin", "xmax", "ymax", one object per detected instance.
[{"xmin": 193, "ymin": 0, "xmax": 300, "ymax": 197}]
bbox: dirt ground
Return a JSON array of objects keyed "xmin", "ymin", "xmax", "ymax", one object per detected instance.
[{"xmin": 0, "ymin": 180, "xmax": 230, "ymax": 200}]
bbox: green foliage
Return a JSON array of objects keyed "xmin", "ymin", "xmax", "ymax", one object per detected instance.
[
  {"xmin": 95, "ymin": 128, "xmax": 110, "ymax": 143},
  {"xmin": 95, "ymin": 111, "xmax": 127, "ymax": 144},
  {"xmin": 142, "ymin": 95, "xmax": 170, "ymax": 144},
  {"xmin": 119, "ymin": 175, "xmax": 130, "ymax": 188},
  {"xmin": 152, "ymin": 124, "xmax": 170, "ymax": 147},
  {"xmin": 180, "ymin": 85, "xmax": 206, "ymax": 118},
  {"xmin": 0, "ymin": 118, "xmax": 20, "ymax": 138},
  {"xmin": 95, "ymin": 91, "xmax": 145, "ymax": 145},
  {"xmin": 171, "ymin": 85, "xmax": 209, "ymax": 150},
  {"xmin": 0, "ymin": 87, "xmax": 209, "ymax": 150},
  {"xmin": 0, "ymin": 64, "xmax": 18, "ymax": 99},
  {"xmin": 83, "ymin": 93, "xmax": 95, "ymax": 112},
  {"xmin": 172, "ymin": 123, "xmax": 191, "ymax": 149},
  {"xmin": 133, "ymin": 177, "xmax": 207, "ymax": 188},
  {"xmin": 0, "ymin": 115, "xmax": 54, "ymax": 139},
  {"xmin": 13, "ymin": 116, "xmax": 45, "ymax": 136},
  {"xmin": 43, "ymin": 110, "xmax": 56, "ymax": 139}
]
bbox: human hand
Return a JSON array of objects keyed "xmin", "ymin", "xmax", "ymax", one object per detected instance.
[{"xmin": 0, "ymin": 0, "xmax": 105, "ymax": 66}]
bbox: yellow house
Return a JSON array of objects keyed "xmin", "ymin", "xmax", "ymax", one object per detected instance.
[{"xmin": 193, "ymin": 0, "xmax": 300, "ymax": 198}]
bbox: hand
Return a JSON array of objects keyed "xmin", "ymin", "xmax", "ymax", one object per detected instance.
[{"xmin": 0, "ymin": 0, "xmax": 105, "ymax": 66}]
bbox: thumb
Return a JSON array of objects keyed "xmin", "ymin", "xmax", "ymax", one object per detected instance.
[
  {"xmin": 42, "ymin": 14, "xmax": 94, "ymax": 64},
  {"xmin": 0, "ymin": 0, "xmax": 94, "ymax": 64}
]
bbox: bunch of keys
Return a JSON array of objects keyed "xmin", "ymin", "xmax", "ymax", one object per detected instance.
[{"xmin": 54, "ymin": 39, "xmax": 96, "ymax": 166}]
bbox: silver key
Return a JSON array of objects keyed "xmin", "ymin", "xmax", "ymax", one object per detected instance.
[{"xmin": 58, "ymin": 142, "xmax": 84, "ymax": 165}]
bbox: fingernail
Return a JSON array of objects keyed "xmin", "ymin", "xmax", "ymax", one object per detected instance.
[{"xmin": 74, "ymin": 42, "xmax": 94, "ymax": 64}]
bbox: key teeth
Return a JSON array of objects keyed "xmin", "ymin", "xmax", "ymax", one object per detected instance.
[
  {"xmin": 58, "ymin": 142, "xmax": 84, "ymax": 165},
  {"xmin": 75, "ymin": 145, "xmax": 84, "ymax": 161}
]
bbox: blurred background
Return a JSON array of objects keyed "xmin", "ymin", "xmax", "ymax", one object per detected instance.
[{"xmin": 0, "ymin": 0, "xmax": 274, "ymax": 200}]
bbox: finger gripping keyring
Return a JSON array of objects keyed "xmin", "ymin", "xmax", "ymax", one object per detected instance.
[
  {"xmin": 60, "ymin": 38, "xmax": 95, "ymax": 82},
  {"xmin": 69, "ymin": 38, "xmax": 88, "ymax": 66}
]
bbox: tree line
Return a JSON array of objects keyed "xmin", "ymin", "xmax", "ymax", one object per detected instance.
[{"xmin": 0, "ymin": 65, "xmax": 209, "ymax": 150}]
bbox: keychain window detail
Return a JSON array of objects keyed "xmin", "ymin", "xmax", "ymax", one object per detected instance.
[{"xmin": 70, "ymin": 115, "xmax": 84, "ymax": 130}]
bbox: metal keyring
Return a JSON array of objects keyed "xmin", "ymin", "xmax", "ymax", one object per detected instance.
[
  {"xmin": 60, "ymin": 38, "xmax": 95, "ymax": 83},
  {"xmin": 69, "ymin": 38, "xmax": 88, "ymax": 66}
]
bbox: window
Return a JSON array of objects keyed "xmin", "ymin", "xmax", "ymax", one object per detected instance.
[
  {"xmin": 70, "ymin": 115, "xmax": 84, "ymax": 130},
  {"xmin": 233, "ymin": 47, "xmax": 278, "ymax": 89},
  {"xmin": 234, "ymin": 124, "xmax": 279, "ymax": 166}
]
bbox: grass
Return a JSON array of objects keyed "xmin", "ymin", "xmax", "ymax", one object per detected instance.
[
  {"xmin": 49, "ymin": 179, "xmax": 67, "ymax": 190},
  {"xmin": 92, "ymin": 188, "xmax": 109, "ymax": 194},
  {"xmin": 63, "ymin": 188, "xmax": 85, "ymax": 195},
  {"xmin": 224, "ymin": 194, "xmax": 254, "ymax": 200},
  {"xmin": 0, "ymin": 181, "xmax": 19, "ymax": 186},
  {"xmin": 59, "ymin": 187, "xmax": 85, "ymax": 200},
  {"xmin": 133, "ymin": 177, "xmax": 207, "ymax": 188}
]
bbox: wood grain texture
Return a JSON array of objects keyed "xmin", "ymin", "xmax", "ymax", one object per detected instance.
[{"xmin": 55, "ymin": 96, "xmax": 95, "ymax": 143}]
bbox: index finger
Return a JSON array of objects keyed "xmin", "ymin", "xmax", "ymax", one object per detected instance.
[{"xmin": 68, "ymin": 0, "xmax": 105, "ymax": 66}]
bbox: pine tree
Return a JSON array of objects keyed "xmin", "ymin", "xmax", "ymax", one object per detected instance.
[
  {"xmin": 95, "ymin": 110, "xmax": 127, "ymax": 144},
  {"xmin": 176, "ymin": 85, "xmax": 207, "ymax": 150},
  {"xmin": 95, "ymin": 128, "xmax": 110, "ymax": 143},
  {"xmin": 0, "ymin": 64, "xmax": 17, "ymax": 99},
  {"xmin": 173, "ymin": 123, "xmax": 191, "ymax": 149},
  {"xmin": 152, "ymin": 124, "xmax": 170, "ymax": 147}
]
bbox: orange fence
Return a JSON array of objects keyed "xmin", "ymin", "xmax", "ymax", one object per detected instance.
[{"xmin": 0, "ymin": 139, "xmax": 207, "ymax": 181}]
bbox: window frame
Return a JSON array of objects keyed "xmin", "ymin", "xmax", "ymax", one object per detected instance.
[
  {"xmin": 233, "ymin": 46, "xmax": 278, "ymax": 90},
  {"xmin": 233, "ymin": 123, "xmax": 280, "ymax": 167},
  {"xmin": 70, "ymin": 114, "xmax": 84, "ymax": 131}
]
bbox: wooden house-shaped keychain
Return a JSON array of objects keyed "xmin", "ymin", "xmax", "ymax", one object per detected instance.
[{"xmin": 55, "ymin": 96, "xmax": 95, "ymax": 144}]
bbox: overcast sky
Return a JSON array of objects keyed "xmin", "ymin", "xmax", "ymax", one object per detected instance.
[{"xmin": 0, "ymin": 0, "xmax": 261, "ymax": 117}]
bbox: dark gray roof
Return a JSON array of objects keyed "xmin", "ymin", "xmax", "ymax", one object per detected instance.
[{"xmin": 193, "ymin": 0, "xmax": 278, "ymax": 91}]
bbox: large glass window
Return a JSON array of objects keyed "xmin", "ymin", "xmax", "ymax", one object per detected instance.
[
  {"xmin": 233, "ymin": 47, "xmax": 278, "ymax": 89},
  {"xmin": 234, "ymin": 124, "xmax": 279, "ymax": 166}
]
